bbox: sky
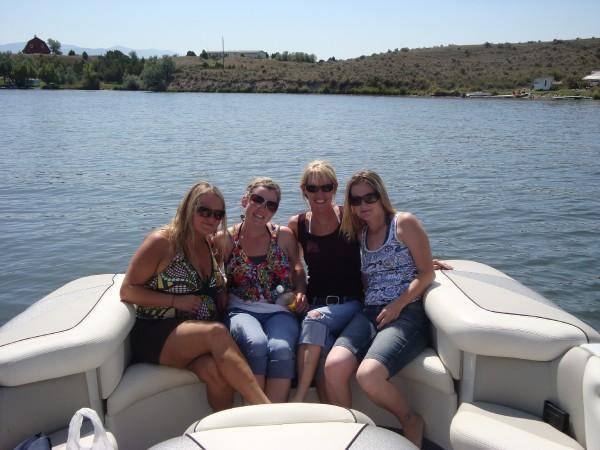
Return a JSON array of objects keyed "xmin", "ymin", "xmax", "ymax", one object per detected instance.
[{"xmin": 1, "ymin": 0, "xmax": 599, "ymax": 59}]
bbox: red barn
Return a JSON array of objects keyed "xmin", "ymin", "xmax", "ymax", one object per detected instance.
[{"xmin": 23, "ymin": 36, "xmax": 51, "ymax": 54}]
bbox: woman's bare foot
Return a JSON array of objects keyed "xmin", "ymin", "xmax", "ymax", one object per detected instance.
[{"xmin": 402, "ymin": 412, "xmax": 424, "ymax": 448}]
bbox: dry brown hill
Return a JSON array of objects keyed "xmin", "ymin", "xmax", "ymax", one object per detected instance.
[{"xmin": 170, "ymin": 38, "xmax": 600, "ymax": 95}]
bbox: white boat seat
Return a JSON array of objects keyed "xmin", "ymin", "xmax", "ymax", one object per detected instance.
[
  {"xmin": 450, "ymin": 401, "xmax": 584, "ymax": 450},
  {"xmin": 148, "ymin": 404, "xmax": 417, "ymax": 449},
  {"xmin": 399, "ymin": 347, "xmax": 455, "ymax": 395},
  {"xmin": 106, "ymin": 363, "xmax": 198, "ymax": 416}
]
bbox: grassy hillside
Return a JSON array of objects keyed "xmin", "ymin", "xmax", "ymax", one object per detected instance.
[{"xmin": 169, "ymin": 38, "xmax": 600, "ymax": 95}]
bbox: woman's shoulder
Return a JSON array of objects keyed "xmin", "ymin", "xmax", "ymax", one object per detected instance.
[
  {"xmin": 394, "ymin": 212, "xmax": 425, "ymax": 242},
  {"xmin": 144, "ymin": 229, "xmax": 173, "ymax": 252}
]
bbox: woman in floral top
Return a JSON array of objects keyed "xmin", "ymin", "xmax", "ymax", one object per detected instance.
[
  {"xmin": 219, "ymin": 177, "xmax": 308, "ymax": 402},
  {"xmin": 121, "ymin": 181, "xmax": 269, "ymax": 411}
]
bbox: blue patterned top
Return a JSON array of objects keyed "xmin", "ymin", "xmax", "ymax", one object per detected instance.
[{"xmin": 361, "ymin": 213, "xmax": 419, "ymax": 306}]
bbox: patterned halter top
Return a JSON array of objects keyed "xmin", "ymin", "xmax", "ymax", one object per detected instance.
[
  {"xmin": 136, "ymin": 242, "xmax": 225, "ymax": 321},
  {"xmin": 226, "ymin": 223, "xmax": 293, "ymax": 303}
]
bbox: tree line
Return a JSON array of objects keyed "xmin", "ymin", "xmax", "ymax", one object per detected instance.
[{"xmin": 0, "ymin": 50, "xmax": 175, "ymax": 91}]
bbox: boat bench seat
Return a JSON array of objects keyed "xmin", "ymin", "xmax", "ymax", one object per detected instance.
[
  {"xmin": 101, "ymin": 346, "xmax": 456, "ymax": 449},
  {"xmin": 450, "ymin": 402, "xmax": 583, "ymax": 450}
]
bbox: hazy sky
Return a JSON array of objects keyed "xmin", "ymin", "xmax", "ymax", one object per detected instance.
[{"xmin": 1, "ymin": 0, "xmax": 599, "ymax": 59}]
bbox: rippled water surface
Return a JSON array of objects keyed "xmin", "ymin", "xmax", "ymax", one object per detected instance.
[{"xmin": 1, "ymin": 90, "xmax": 599, "ymax": 330}]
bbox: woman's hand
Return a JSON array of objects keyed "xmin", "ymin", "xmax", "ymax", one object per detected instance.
[
  {"xmin": 376, "ymin": 300, "xmax": 405, "ymax": 329},
  {"xmin": 432, "ymin": 259, "xmax": 453, "ymax": 270},
  {"xmin": 292, "ymin": 292, "xmax": 309, "ymax": 314},
  {"xmin": 172, "ymin": 294, "xmax": 204, "ymax": 313}
]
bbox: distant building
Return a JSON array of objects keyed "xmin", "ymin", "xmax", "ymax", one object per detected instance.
[
  {"xmin": 533, "ymin": 76, "xmax": 554, "ymax": 91},
  {"xmin": 206, "ymin": 50, "xmax": 268, "ymax": 59},
  {"xmin": 23, "ymin": 36, "xmax": 51, "ymax": 54},
  {"xmin": 582, "ymin": 70, "xmax": 600, "ymax": 87}
]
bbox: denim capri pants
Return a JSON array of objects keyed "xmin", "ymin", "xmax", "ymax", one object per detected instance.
[
  {"xmin": 333, "ymin": 300, "xmax": 429, "ymax": 377},
  {"xmin": 228, "ymin": 308, "xmax": 299, "ymax": 379},
  {"xmin": 299, "ymin": 299, "xmax": 362, "ymax": 377}
]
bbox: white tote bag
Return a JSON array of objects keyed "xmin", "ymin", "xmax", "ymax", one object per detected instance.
[{"xmin": 66, "ymin": 408, "xmax": 116, "ymax": 450}]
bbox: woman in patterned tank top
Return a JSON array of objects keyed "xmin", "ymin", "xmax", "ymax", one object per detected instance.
[
  {"xmin": 325, "ymin": 170, "xmax": 437, "ymax": 448},
  {"xmin": 217, "ymin": 177, "xmax": 309, "ymax": 402},
  {"xmin": 121, "ymin": 181, "xmax": 269, "ymax": 411}
]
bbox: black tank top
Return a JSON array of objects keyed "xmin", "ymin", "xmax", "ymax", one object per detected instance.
[{"xmin": 298, "ymin": 210, "xmax": 363, "ymax": 300}]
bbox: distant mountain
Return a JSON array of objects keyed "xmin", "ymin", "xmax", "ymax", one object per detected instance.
[{"xmin": 0, "ymin": 41, "xmax": 177, "ymax": 58}]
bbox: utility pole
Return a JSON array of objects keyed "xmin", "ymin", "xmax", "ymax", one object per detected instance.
[{"xmin": 221, "ymin": 36, "xmax": 225, "ymax": 68}]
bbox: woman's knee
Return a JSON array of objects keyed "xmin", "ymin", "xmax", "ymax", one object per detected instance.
[
  {"xmin": 324, "ymin": 347, "xmax": 356, "ymax": 381},
  {"xmin": 356, "ymin": 360, "xmax": 386, "ymax": 392}
]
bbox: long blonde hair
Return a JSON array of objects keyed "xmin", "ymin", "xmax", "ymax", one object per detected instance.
[
  {"xmin": 300, "ymin": 160, "xmax": 338, "ymax": 201},
  {"xmin": 162, "ymin": 181, "xmax": 227, "ymax": 254},
  {"xmin": 340, "ymin": 170, "xmax": 396, "ymax": 241}
]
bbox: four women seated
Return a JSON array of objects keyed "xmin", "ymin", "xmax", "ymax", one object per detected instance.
[{"xmin": 121, "ymin": 161, "xmax": 449, "ymax": 448}]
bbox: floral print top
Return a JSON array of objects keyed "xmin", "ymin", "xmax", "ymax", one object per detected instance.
[
  {"xmin": 136, "ymin": 242, "xmax": 225, "ymax": 321},
  {"xmin": 226, "ymin": 223, "xmax": 293, "ymax": 303}
]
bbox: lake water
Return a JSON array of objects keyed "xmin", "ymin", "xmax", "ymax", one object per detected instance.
[{"xmin": 1, "ymin": 90, "xmax": 599, "ymax": 331}]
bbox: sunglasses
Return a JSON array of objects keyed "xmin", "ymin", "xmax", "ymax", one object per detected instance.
[
  {"xmin": 196, "ymin": 205, "xmax": 225, "ymax": 221},
  {"xmin": 304, "ymin": 183, "xmax": 335, "ymax": 193},
  {"xmin": 250, "ymin": 193, "xmax": 279, "ymax": 213},
  {"xmin": 349, "ymin": 192, "xmax": 380, "ymax": 206}
]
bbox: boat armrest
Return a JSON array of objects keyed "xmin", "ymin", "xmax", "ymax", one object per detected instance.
[
  {"xmin": 424, "ymin": 260, "xmax": 598, "ymax": 362},
  {"xmin": 0, "ymin": 274, "xmax": 134, "ymax": 386}
]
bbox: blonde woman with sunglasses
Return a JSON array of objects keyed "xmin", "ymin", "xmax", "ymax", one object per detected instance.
[
  {"xmin": 288, "ymin": 161, "xmax": 364, "ymax": 403},
  {"xmin": 218, "ymin": 177, "xmax": 309, "ymax": 402},
  {"xmin": 121, "ymin": 181, "xmax": 269, "ymax": 412},
  {"xmin": 324, "ymin": 170, "xmax": 438, "ymax": 448}
]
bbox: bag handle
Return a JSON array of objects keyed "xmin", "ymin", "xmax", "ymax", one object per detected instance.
[{"xmin": 66, "ymin": 407, "xmax": 114, "ymax": 450}]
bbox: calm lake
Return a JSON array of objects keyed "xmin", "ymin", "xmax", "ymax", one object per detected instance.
[{"xmin": 1, "ymin": 90, "xmax": 599, "ymax": 330}]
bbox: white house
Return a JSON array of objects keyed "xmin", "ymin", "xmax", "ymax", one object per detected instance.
[
  {"xmin": 582, "ymin": 70, "xmax": 600, "ymax": 87},
  {"xmin": 533, "ymin": 76, "xmax": 554, "ymax": 91}
]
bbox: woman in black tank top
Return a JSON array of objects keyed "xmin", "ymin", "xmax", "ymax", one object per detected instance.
[{"xmin": 288, "ymin": 161, "xmax": 364, "ymax": 402}]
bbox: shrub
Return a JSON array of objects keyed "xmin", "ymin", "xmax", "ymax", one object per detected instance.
[{"xmin": 123, "ymin": 74, "xmax": 141, "ymax": 90}]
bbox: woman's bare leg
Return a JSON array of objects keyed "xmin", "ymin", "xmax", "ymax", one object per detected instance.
[
  {"xmin": 291, "ymin": 343, "xmax": 321, "ymax": 402},
  {"xmin": 356, "ymin": 359, "xmax": 423, "ymax": 448},
  {"xmin": 265, "ymin": 378, "xmax": 291, "ymax": 403},
  {"xmin": 160, "ymin": 321, "xmax": 269, "ymax": 404},
  {"xmin": 323, "ymin": 346, "xmax": 358, "ymax": 407},
  {"xmin": 188, "ymin": 355, "xmax": 234, "ymax": 411}
]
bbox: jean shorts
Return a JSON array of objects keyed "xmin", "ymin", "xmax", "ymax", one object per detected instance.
[{"xmin": 333, "ymin": 300, "xmax": 429, "ymax": 377}]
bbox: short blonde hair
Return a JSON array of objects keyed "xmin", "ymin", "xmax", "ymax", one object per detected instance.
[
  {"xmin": 163, "ymin": 181, "xmax": 227, "ymax": 252},
  {"xmin": 244, "ymin": 177, "xmax": 282, "ymax": 203},
  {"xmin": 340, "ymin": 170, "xmax": 396, "ymax": 241}
]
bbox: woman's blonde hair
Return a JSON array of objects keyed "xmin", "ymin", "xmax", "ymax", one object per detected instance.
[
  {"xmin": 340, "ymin": 170, "xmax": 396, "ymax": 241},
  {"xmin": 163, "ymin": 181, "xmax": 227, "ymax": 254},
  {"xmin": 300, "ymin": 160, "xmax": 338, "ymax": 200},
  {"xmin": 244, "ymin": 177, "xmax": 282, "ymax": 203}
]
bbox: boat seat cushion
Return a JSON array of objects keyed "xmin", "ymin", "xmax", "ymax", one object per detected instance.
[
  {"xmin": 106, "ymin": 363, "xmax": 198, "ymax": 416},
  {"xmin": 399, "ymin": 347, "xmax": 454, "ymax": 395},
  {"xmin": 450, "ymin": 402, "xmax": 584, "ymax": 450},
  {"xmin": 186, "ymin": 403, "xmax": 374, "ymax": 432}
]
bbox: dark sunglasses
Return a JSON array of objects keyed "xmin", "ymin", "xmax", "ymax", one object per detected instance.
[
  {"xmin": 304, "ymin": 183, "xmax": 335, "ymax": 193},
  {"xmin": 349, "ymin": 192, "xmax": 380, "ymax": 206},
  {"xmin": 196, "ymin": 205, "xmax": 225, "ymax": 221},
  {"xmin": 250, "ymin": 193, "xmax": 279, "ymax": 213}
]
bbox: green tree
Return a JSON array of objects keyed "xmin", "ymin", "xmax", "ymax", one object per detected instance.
[
  {"xmin": 186, "ymin": 50, "xmax": 196, "ymax": 57},
  {"xmin": 82, "ymin": 51, "xmax": 88, "ymax": 61},
  {"xmin": 0, "ymin": 52, "xmax": 13, "ymax": 83},
  {"xmin": 200, "ymin": 49, "xmax": 208, "ymax": 59},
  {"xmin": 11, "ymin": 58, "xmax": 36, "ymax": 87},
  {"xmin": 39, "ymin": 63, "xmax": 58, "ymax": 84},
  {"xmin": 81, "ymin": 63, "xmax": 100, "ymax": 89},
  {"xmin": 47, "ymin": 38, "xmax": 62, "ymax": 55},
  {"xmin": 68, "ymin": 50, "xmax": 76, "ymax": 56},
  {"xmin": 141, "ymin": 56, "xmax": 176, "ymax": 91}
]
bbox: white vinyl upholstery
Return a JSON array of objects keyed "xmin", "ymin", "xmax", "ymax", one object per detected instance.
[
  {"xmin": 450, "ymin": 402, "xmax": 583, "ymax": 450},
  {"xmin": 0, "ymin": 274, "xmax": 135, "ymax": 387},
  {"xmin": 425, "ymin": 261, "xmax": 598, "ymax": 362},
  {"xmin": 187, "ymin": 403, "xmax": 374, "ymax": 432},
  {"xmin": 582, "ymin": 347, "xmax": 600, "ymax": 450}
]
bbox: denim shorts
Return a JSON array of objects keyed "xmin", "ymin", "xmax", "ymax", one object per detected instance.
[
  {"xmin": 299, "ymin": 299, "xmax": 362, "ymax": 377},
  {"xmin": 228, "ymin": 308, "xmax": 299, "ymax": 379},
  {"xmin": 333, "ymin": 300, "xmax": 429, "ymax": 377}
]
